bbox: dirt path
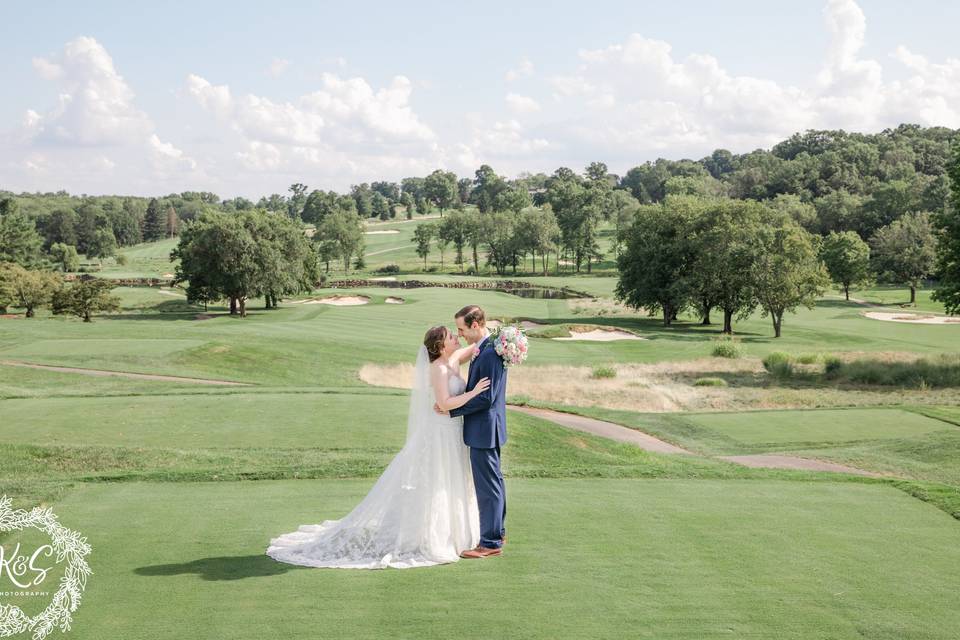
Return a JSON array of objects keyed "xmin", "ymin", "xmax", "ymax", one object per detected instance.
[
  {"xmin": 0, "ymin": 360, "xmax": 252, "ymax": 386},
  {"xmin": 509, "ymin": 405, "xmax": 883, "ymax": 476},
  {"xmin": 508, "ymin": 405, "xmax": 692, "ymax": 454}
]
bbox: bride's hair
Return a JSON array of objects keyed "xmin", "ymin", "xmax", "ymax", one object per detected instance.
[{"xmin": 423, "ymin": 325, "xmax": 448, "ymax": 362}]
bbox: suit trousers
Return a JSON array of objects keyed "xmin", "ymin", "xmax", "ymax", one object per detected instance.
[{"xmin": 469, "ymin": 443, "xmax": 506, "ymax": 549}]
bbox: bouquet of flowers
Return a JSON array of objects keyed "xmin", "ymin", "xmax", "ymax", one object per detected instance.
[{"xmin": 490, "ymin": 325, "xmax": 529, "ymax": 367}]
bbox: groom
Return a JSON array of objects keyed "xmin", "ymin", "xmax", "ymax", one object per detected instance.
[{"xmin": 445, "ymin": 305, "xmax": 507, "ymax": 559}]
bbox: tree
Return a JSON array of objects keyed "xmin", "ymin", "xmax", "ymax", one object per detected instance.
[
  {"xmin": 372, "ymin": 193, "xmax": 391, "ymax": 221},
  {"xmin": 610, "ymin": 190, "xmax": 640, "ymax": 259},
  {"xmin": 616, "ymin": 199, "xmax": 698, "ymax": 326},
  {"xmin": 51, "ymin": 278, "xmax": 120, "ymax": 322},
  {"xmin": 516, "ymin": 206, "xmax": 560, "ymax": 275},
  {"xmin": 412, "ymin": 223, "xmax": 437, "ymax": 268},
  {"xmin": 351, "ymin": 184, "xmax": 374, "ymax": 218},
  {"xmin": 0, "ymin": 210, "xmax": 44, "ymax": 268},
  {"xmin": 49, "ymin": 243, "xmax": 80, "ymax": 272},
  {"xmin": 688, "ymin": 196, "xmax": 768, "ymax": 334},
  {"xmin": 85, "ymin": 229, "xmax": 117, "ymax": 267},
  {"xmin": 171, "ymin": 211, "xmax": 259, "ymax": 317},
  {"xmin": 0, "ymin": 263, "xmax": 60, "ymax": 317},
  {"xmin": 470, "ymin": 165, "xmax": 507, "ymax": 213},
  {"xmin": 820, "ymin": 231, "xmax": 872, "ymax": 300},
  {"xmin": 165, "ymin": 206, "xmax": 179, "ymax": 237},
  {"xmin": 464, "ymin": 214, "xmax": 488, "ymax": 272},
  {"xmin": 492, "ymin": 186, "xmax": 532, "ymax": 214},
  {"xmin": 870, "ymin": 211, "xmax": 938, "ymax": 304},
  {"xmin": 438, "ymin": 211, "xmax": 469, "ymax": 271},
  {"xmin": 315, "ymin": 209, "xmax": 364, "ymax": 272},
  {"xmin": 932, "ymin": 143, "xmax": 960, "ymax": 314},
  {"xmin": 287, "ymin": 183, "xmax": 308, "ymax": 220},
  {"xmin": 40, "ymin": 208, "xmax": 79, "ymax": 248},
  {"xmin": 144, "ymin": 198, "xmax": 167, "ymax": 241},
  {"xmin": 399, "ymin": 191, "xmax": 415, "ymax": 219},
  {"xmin": 242, "ymin": 210, "xmax": 319, "ymax": 309},
  {"xmin": 484, "ymin": 213, "xmax": 515, "ymax": 275},
  {"xmin": 301, "ymin": 190, "xmax": 338, "ymax": 226},
  {"xmin": 424, "ymin": 170, "xmax": 458, "ymax": 215},
  {"xmin": 754, "ymin": 221, "xmax": 830, "ymax": 337}
]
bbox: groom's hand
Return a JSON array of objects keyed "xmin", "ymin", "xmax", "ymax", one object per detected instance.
[{"xmin": 433, "ymin": 402, "xmax": 450, "ymax": 416}]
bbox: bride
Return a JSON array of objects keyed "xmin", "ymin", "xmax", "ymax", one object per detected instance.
[{"xmin": 265, "ymin": 325, "xmax": 488, "ymax": 569}]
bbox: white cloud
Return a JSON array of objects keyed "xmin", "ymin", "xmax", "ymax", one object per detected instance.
[
  {"xmin": 505, "ymin": 57, "xmax": 534, "ymax": 82},
  {"xmin": 24, "ymin": 36, "xmax": 153, "ymax": 146},
  {"xmin": 541, "ymin": 0, "xmax": 960, "ymax": 162},
  {"xmin": 6, "ymin": 2, "xmax": 960, "ymax": 197},
  {"xmin": 505, "ymin": 93, "xmax": 541, "ymax": 113}
]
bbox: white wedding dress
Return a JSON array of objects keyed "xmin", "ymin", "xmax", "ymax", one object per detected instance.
[{"xmin": 266, "ymin": 346, "xmax": 480, "ymax": 569}]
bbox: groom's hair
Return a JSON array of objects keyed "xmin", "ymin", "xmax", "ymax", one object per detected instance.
[{"xmin": 455, "ymin": 305, "xmax": 485, "ymax": 328}]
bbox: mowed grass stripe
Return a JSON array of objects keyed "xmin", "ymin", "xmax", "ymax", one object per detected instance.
[
  {"xmin": 43, "ymin": 478, "xmax": 960, "ymax": 639},
  {"xmin": 1, "ymin": 393, "xmax": 410, "ymax": 449},
  {"xmin": 684, "ymin": 408, "xmax": 953, "ymax": 445}
]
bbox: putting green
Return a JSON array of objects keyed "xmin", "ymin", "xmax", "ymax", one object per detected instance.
[
  {"xmin": 45, "ymin": 478, "xmax": 960, "ymax": 639},
  {"xmin": 684, "ymin": 408, "xmax": 953, "ymax": 445}
]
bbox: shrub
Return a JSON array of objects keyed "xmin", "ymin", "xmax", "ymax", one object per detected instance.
[
  {"xmin": 693, "ymin": 377, "xmax": 727, "ymax": 387},
  {"xmin": 833, "ymin": 355, "xmax": 960, "ymax": 388},
  {"xmin": 464, "ymin": 266, "xmax": 478, "ymax": 276},
  {"xmin": 423, "ymin": 266, "xmax": 438, "ymax": 273},
  {"xmin": 115, "ymin": 254, "xmax": 129, "ymax": 266},
  {"xmin": 591, "ymin": 366, "xmax": 616, "ymax": 379},
  {"xmin": 711, "ymin": 339, "xmax": 742, "ymax": 359},
  {"xmin": 823, "ymin": 356, "xmax": 843, "ymax": 377},
  {"xmin": 763, "ymin": 351, "xmax": 794, "ymax": 377},
  {"xmin": 375, "ymin": 264, "xmax": 400, "ymax": 274},
  {"xmin": 797, "ymin": 353, "xmax": 820, "ymax": 364}
]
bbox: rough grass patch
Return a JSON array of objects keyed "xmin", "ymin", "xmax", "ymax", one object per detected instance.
[
  {"xmin": 711, "ymin": 337, "xmax": 743, "ymax": 359},
  {"xmin": 763, "ymin": 352, "xmax": 794, "ymax": 378},
  {"xmin": 591, "ymin": 366, "xmax": 617, "ymax": 379},
  {"xmin": 693, "ymin": 377, "xmax": 727, "ymax": 387}
]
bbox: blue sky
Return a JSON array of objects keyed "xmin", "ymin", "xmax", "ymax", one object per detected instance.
[{"xmin": 2, "ymin": 0, "xmax": 959, "ymax": 198}]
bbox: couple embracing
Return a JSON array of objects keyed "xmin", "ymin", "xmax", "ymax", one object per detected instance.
[{"xmin": 266, "ymin": 305, "xmax": 508, "ymax": 568}]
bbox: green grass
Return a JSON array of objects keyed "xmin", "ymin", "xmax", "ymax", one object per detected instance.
[
  {"xmin": 5, "ymin": 266, "xmax": 960, "ymax": 637},
  {"xmin": 850, "ymin": 285, "xmax": 947, "ymax": 313},
  {"xmin": 36, "ymin": 478, "xmax": 960, "ymax": 639},
  {"xmin": 684, "ymin": 408, "xmax": 953, "ymax": 445}
]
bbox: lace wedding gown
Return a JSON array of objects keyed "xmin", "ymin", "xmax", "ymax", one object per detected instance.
[{"xmin": 266, "ymin": 346, "xmax": 480, "ymax": 569}]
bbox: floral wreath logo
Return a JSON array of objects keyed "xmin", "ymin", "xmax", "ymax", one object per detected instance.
[{"xmin": 0, "ymin": 496, "xmax": 92, "ymax": 639}]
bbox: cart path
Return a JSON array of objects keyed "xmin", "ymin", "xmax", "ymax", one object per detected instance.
[
  {"xmin": 0, "ymin": 360, "xmax": 252, "ymax": 386},
  {"xmin": 507, "ymin": 405, "xmax": 692, "ymax": 454},
  {"xmin": 509, "ymin": 405, "xmax": 883, "ymax": 476}
]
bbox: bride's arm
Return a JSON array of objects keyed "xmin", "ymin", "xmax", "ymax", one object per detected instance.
[
  {"xmin": 449, "ymin": 342, "xmax": 477, "ymax": 366},
  {"xmin": 430, "ymin": 364, "xmax": 490, "ymax": 412}
]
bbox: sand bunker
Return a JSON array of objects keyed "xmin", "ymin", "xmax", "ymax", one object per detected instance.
[
  {"xmin": 364, "ymin": 230, "xmax": 400, "ymax": 235},
  {"xmin": 162, "ymin": 273, "xmax": 175, "ymax": 278},
  {"xmin": 370, "ymin": 277, "xmax": 397, "ymax": 281},
  {"xmin": 294, "ymin": 295, "xmax": 371, "ymax": 306},
  {"xmin": 554, "ymin": 328, "xmax": 645, "ymax": 341},
  {"xmin": 864, "ymin": 311, "xmax": 960, "ymax": 325},
  {"xmin": 385, "ymin": 297, "xmax": 404, "ymax": 304}
]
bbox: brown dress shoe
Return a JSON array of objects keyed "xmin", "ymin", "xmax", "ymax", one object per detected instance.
[{"xmin": 459, "ymin": 545, "xmax": 503, "ymax": 559}]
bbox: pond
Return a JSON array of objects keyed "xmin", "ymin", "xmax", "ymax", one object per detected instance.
[{"xmin": 496, "ymin": 288, "xmax": 587, "ymax": 299}]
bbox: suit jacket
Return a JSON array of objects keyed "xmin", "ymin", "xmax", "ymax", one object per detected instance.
[{"xmin": 449, "ymin": 336, "xmax": 508, "ymax": 449}]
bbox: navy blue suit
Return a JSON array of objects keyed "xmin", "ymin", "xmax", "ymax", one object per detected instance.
[{"xmin": 449, "ymin": 335, "xmax": 507, "ymax": 548}]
